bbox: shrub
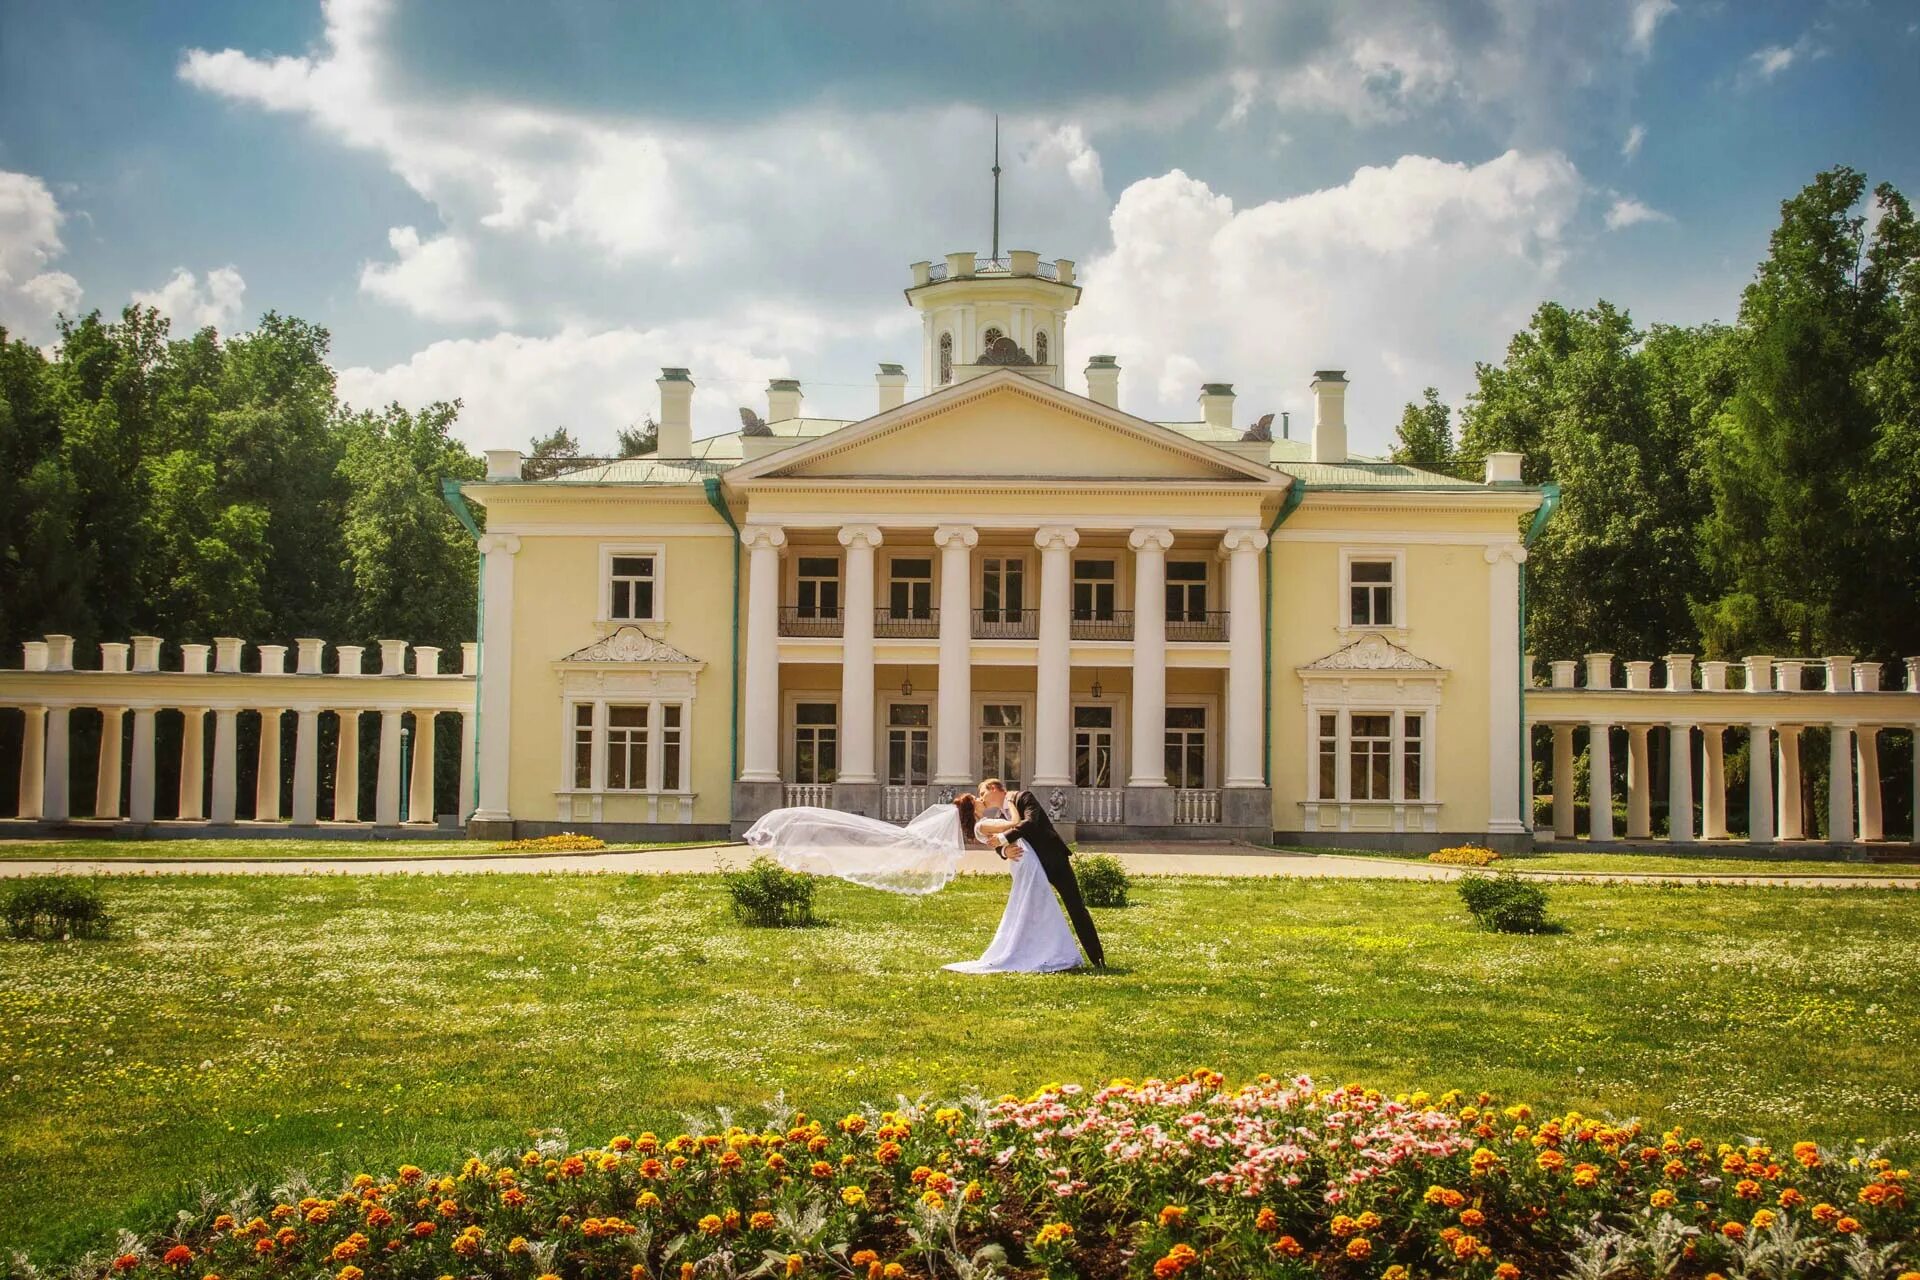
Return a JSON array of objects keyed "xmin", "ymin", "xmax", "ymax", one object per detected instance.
[
  {"xmin": 724, "ymin": 855, "xmax": 818, "ymax": 926},
  {"xmin": 1459, "ymin": 872, "xmax": 1549, "ymax": 933},
  {"xmin": 494, "ymin": 831, "xmax": 606, "ymax": 851},
  {"xmin": 3, "ymin": 876, "xmax": 110, "ymax": 940},
  {"xmin": 1429, "ymin": 844, "xmax": 1500, "ymax": 866},
  {"xmin": 1077, "ymin": 853, "xmax": 1132, "ymax": 907}
]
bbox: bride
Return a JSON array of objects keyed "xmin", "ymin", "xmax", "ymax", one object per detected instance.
[{"xmin": 742, "ymin": 794, "xmax": 1087, "ymax": 973}]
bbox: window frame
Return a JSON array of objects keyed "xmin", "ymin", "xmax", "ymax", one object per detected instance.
[
  {"xmin": 1338, "ymin": 547, "xmax": 1406, "ymax": 634},
  {"xmin": 1072, "ymin": 557, "xmax": 1119, "ymax": 621},
  {"xmin": 938, "ymin": 332, "xmax": 953, "ymax": 385},
  {"xmin": 604, "ymin": 703, "xmax": 651, "ymax": 793},
  {"xmin": 784, "ymin": 695, "xmax": 841, "ymax": 785},
  {"xmin": 597, "ymin": 542, "xmax": 667, "ymax": 624},
  {"xmin": 974, "ymin": 696, "xmax": 1031, "ymax": 790},
  {"xmin": 791, "ymin": 552, "xmax": 844, "ymax": 621},
  {"xmin": 977, "ymin": 551, "xmax": 1031, "ymax": 621},
  {"xmin": 882, "ymin": 696, "xmax": 935, "ymax": 787},
  {"xmin": 1072, "ymin": 701, "xmax": 1117, "ymax": 790},
  {"xmin": 885, "ymin": 554, "xmax": 936, "ymax": 620},
  {"xmin": 1162, "ymin": 700, "xmax": 1211, "ymax": 790},
  {"xmin": 561, "ymin": 695, "xmax": 695, "ymax": 797},
  {"xmin": 1165, "ymin": 559, "xmax": 1211, "ymax": 623}
]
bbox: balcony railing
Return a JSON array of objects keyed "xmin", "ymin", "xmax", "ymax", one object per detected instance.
[
  {"xmin": 1166, "ymin": 611, "xmax": 1230, "ymax": 643},
  {"xmin": 1078, "ymin": 788, "xmax": 1124, "ymax": 823},
  {"xmin": 783, "ymin": 783, "xmax": 834, "ymax": 807},
  {"xmin": 1071, "ymin": 610, "xmax": 1133, "ymax": 642},
  {"xmin": 778, "ymin": 607, "xmax": 844, "ymax": 638},
  {"xmin": 882, "ymin": 785, "xmax": 937, "ymax": 821},
  {"xmin": 874, "ymin": 608, "xmax": 938, "ymax": 639},
  {"xmin": 1173, "ymin": 789, "xmax": 1222, "ymax": 824},
  {"xmin": 924, "ymin": 257, "xmax": 1059, "ymax": 283},
  {"xmin": 973, "ymin": 608, "xmax": 1037, "ymax": 640}
]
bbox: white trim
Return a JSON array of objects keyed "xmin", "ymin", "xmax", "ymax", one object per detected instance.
[
  {"xmin": 1273, "ymin": 529, "xmax": 1528, "ymax": 546},
  {"xmin": 494, "ymin": 523, "xmax": 733, "ymax": 538},
  {"xmin": 1338, "ymin": 546, "xmax": 1407, "ymax": 636},
  {"xmin": 742, "ymin": 510, "xmax": 1270, "ymax": 532},
  {"xmin": 597, "ymin": 542, "xmax": 666, "ymax": 624}
]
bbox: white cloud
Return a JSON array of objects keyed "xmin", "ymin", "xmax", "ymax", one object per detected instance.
[
  {"xmin": 360, "ymin": 226, "xmax": 511, "ymax": 323},
  {"xmin": 1621, "ymin": 123, "xmax": 1646, "ymax": 159},
  {"xmin": 1628, "ymin": 0, "xmax": 1677, "ymax": 55},
  {"xmin": 1748, "ymin": 44, "xmax": 1797, "ymax": 79},
  {"xmin": 1271, "ymin": 29, "xmax": 1460, "ymax": 125},
  {"xmin": 132, "ymin": 266, "xmax": 248, "ymax": 332},
  {"xmin": 0, "ymin": 169, "xmax": 84, "ymax": 334},
  {"xmin": 1604, "ymin": 195, "xmax": 1671, "ymax": 230},
  {"xmin": 1070, "ymin": 151, "xmax": 1585, "ymax": 452}
]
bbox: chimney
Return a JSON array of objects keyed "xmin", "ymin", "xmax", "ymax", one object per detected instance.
[
  {"xmin": 876, "ymin": 364, "xmax": 907, "ymax": 413},
  {"xmin": 1199, "ymin": 383, "xmax": 1235, "ymax": 432},
  {"xmin": 1085, "ymin": 355, "xmax": 1119, "ymax": 408},
  {"xmin": 656, "ymin": 367, "xmax": 694, "ymax": 458},
  {"xmin": 767, "ymin": 378, "xmax": 803, "ymax": 424},
  {"xmin": 1484, "ymin": 452, "xmax": 1523, "ymax": 484},
  {"xmin": 134, "ymin": 636, "xmax": 164, "ymax": 672},
  {"xmin": 484, "ymin": 449, "xmax": 523, "ymax": 480},
  {"xmin": 1310, "ymin": 370, "xmax": 1348, "ymax": 463}
]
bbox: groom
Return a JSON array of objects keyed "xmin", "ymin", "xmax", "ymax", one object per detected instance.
[{"xmin": 979, "ymin": 778, "xmax": 1106, "ymax": 969}]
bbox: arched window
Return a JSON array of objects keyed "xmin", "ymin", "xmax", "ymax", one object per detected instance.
[
  {"xmin": 938, "ymin": 332, "xmax": 953, "ymax": 385},
  {"xmin": 982, "ymin": 327, "xmax": 1003, "ymax": 351},
  {"xmin": 1034, "ymin": 330, "xmax": 1049, "ymax": 365}
]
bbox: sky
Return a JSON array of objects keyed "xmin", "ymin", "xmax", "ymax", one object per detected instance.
[{"xmin": 1, "ymin": 0, "xmax": 1916, "ymax": 455}]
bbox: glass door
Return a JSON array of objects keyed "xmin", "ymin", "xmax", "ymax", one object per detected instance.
[
  {"xmin": 886, "ymin": 703, "xmax": 931, "ymax": 785},
  {"xmin": 1164, "ymin": 706, "xmax": 1207, "ymax": 788},
  {"xmin": 1073, "ymin": 705, "xmax": 1114, "ymax": 788},
  {"xmin": 978, "ymin": 703, "xmax": 1024, "ymax": 787}
]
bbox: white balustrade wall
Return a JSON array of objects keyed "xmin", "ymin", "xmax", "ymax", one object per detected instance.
[
  {"xmin": 1525, "ymin": 652, "xmax": 1920, "ymax": 846},
  {"xmin": 1, "ymin": 634, "xmax": 477, "ymax": 830}
]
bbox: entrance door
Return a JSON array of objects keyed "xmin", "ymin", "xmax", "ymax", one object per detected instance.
[
  {"xmin": 886, "ymin": 703, "xmax": 931, "ymax": 785},
  {"xmin": 978, "ymin": 703, "xmax": 1024, "ymax": 787},
  {"xmin": 1164, "ymin": 706, "xmax": 1208, "ymax": 788},
  {"xmin": 1073, "ymin": 705, "xmax": 1115, "ymax": 788}
]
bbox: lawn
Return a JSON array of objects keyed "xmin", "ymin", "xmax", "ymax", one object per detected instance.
[
  {"xmin": 0, "ymin": 837, "xmax": 722, "ymax": 860},
  {"xmin": 1288, "ymin": 845, "xmax": 1920, "ymax": 877},
  {"xmin": 4, "ymin": 870, "xmax": 1919, "ymax": 1266}
]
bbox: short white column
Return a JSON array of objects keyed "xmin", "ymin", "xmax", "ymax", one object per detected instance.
[
  {"xmin": 1484, "ymin": 544, "xmax": 1529, "ymax": 832},
  {"xmin": 1748, "ymin": 724, "xmax": 1775, "ymax": 843},
  {"xmin": 1777, "ymin": 728, "xmax": 1804, "ymax": 839},
  {"xmin": 210, "ymin": 709, "xmax": 239, "ymax": 823},
  {"xmin": 43, "ymin": 707, "xmax": 70, "ymax": 820},
  {"xmin": 255, "ymin": 710, "xmax": 283, "ymax": 821},
  {"xmin": 838, "ymin": 526, "xmax": 883, "ymax": 784},
  {"xmin": 1667, "ymin": 722, "xmax": 1694, "ymax": 842},
  {"xmin": 291, "ymin": 708, "xmax": 319, "ymax": 826},
  {"xmin": 376, "ymin": 709, "xmax": 404, "ymax": 825},
  {"xmin": 95, "ymin": 708, "xmax": 125, "ymax": 819},
  {"xmin": 740, "ymin": 524, "xmax": 787, "ymax": 782},
  {"xmin": 128, "ymin": 708, "xmax": 156, "ymax": 822},
  {"xmin": 1222, "ymin": 529, "xmax": 1269, "ymax": 789},
  {"xmin": 16, "ymin": 706, "xmax": 45, "ymax": 819},
  {"xmin": 1586, "ymin": 722, "xmax": 1613, "ymax": 842},
  {"xmin": 409, "ymin": 709, "xmax": 437, "ymax": 823},
  {"xmin": 1032, "ymin": 525, "xmax": 1080, "ymax": 787},
  {"xmin": 1856, "ymin": 727, "xmax": 1882, "ymax": 841},
  {"xmin": 457, "ymin": 710, "xmax": 475, "ymax": 822},
  {"xmin": 1551, "ymin": 723, "xmax": 1575, "ymax": 837},
  {"xmin": 334, "ymin": 710, "xmax": 361, "ymax": 822},
  {"xmin": 1700, "ymin": 726, "xmax": 1727, "ymax": 839},
  {"xmin": 1128, "ymin": 528, "xmax": 1174, "ymax": 787},
  {"xmin": 933, "ymin": 525, "xmax": 978, "ymax": 784},
  {"xmin": 177, "ymin": 709, "xmax": 205, "ymax": 820},
  {"xmin": 1625, "ymin": 724, "xmax": 1651, "ymax": 838},
  {"xmin": 473, "ymin": 532, "xmax": 521, "ymax": 823},
  {"xmin": 1827, "ymin": 724, "xmax": 1855, "ymax": 843}
]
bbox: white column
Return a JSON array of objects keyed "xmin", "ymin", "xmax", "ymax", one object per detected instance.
[
  {"xmin": 210, "ymin": 709, "xmax": 239, "ymax": 822},
  {"xmin": 409, "ymin": 710, "xmax": 437, "ymax": 823},
  {"xmin": 1484, "ymin": 543, "xmax": 1528, "ymax": 832},
  {"xmin": 1827, "ymin": 724, "xmax": 1854, "ymax": 843},
  {"xmin": 334, "ymin": 711, "xmax": 361, "ymax": 822},
  {"xmin": 1625, "ymin": 725, "xmax": 1651, "ymax": 839},
  {"xmin": 1748, "ymin": 724, "xmax": 1775, "ymax": 843},
  {"xmin": 95, "ymin": 708, "xmax": 124, "ymax": 818},
  {"xmin": 473, "ymin": 532, "xmax": 521, "ymax": 823},
  {"xmin": 1587, "ymin": 722, "xmax": 1613, "ymax": 842},
  {"xmin": 457, "ymin": 710, "xmax": 475, "ymax": 822},
  {"xmin": 376, "ymin": 709, "xmax": 404, "ymax": 825},
  {"xmin": 17, "ymin": 706, "xmax": 45, "ymax": 819},
  {"xmin": 838, "ymin": 526, "xmax": 883, "ymax": 784},
  {"xmin": 255, "ymin": 710, "xmax": 283, "ymax": 821},
  {"xmin": 1551, "ymin": 724, "xmax": 1575, "ymax": 837},
  {"xmin": 177, "ymin": 709, "xmax": 205, "ymax": 820},
  {"xmin": 1856, "ymin": 728, "xmax": 1882, "ymax": 841},
  {"xmin": 934, "ymin": 525, "xmax": 977, "ymax": 784},
  {"xmin": 1222, "ymin": 529, "xmax": 1269, "ymax": 788},
  {"xmin": 1128, "ymin": 528, "xmax": 1174, "ymax": 787},
  {"xmin": 1700, "ymin": 727, "xmax": 1727, "ymax": 839},
  {"xmin": 1033, "ymin": 525, "xmax": 1080, "ymax": 787},
  {"xmin": 43, "ymin": 707, "xmax": 70, "ymax": 820},
  {"xmin": 740, "ymin": 524, "xmax": 787, "ymax": 782},
  {"xmin": 1667, "ymin": 723, "xmax": 1694, "ymax": 842},
  {"xmin": 291, "ymin": 708, "xmax": 319, "ymax": 826},
  {"xmin": 129, "ymin": 708, "xmax": 156, "ymax": 822},
  {"xmin": 1778, "ymin": 728, "xmax": 1804, "ymax": 839}
]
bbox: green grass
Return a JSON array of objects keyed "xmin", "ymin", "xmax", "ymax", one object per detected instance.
[
  {"xmin": 5, "ymin": 872, "xmax": 1919, "ymax": 1265},
  {"xmin": 0, "ymin": 837, "xmax": 724, "ymax": 860},
  {"xmin": 1287, "ymin": 846, "xmax": 1920, "ymax": 877}
]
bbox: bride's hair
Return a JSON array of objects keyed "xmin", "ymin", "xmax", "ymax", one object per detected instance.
[{"xmin": 953, "ymin": 793, "xmax": 979, "ymax": 841}]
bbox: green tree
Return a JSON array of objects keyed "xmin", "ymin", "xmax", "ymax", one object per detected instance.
[
  {"xmin": 1388, "ymin": 387, "xmax": 1454, "ymax": 466},
  {"xmin": 616, "ymin": 416, "xmax": 658, "ymax": 457},
  {"xmin": 524, "ymin": 425, "xmax": 580, "ymax": 479}
]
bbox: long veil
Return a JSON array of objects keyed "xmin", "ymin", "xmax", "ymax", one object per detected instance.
[{"xmin": 742, "ymin": 804, "xmax": 965, "ymax": 895}]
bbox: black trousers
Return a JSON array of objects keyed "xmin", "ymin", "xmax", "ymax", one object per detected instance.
[{"xmin": 1035, "ymin": 845, "xmax": 1105, "ymax": 965}]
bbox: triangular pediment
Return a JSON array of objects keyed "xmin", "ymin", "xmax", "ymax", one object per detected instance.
[
  {"xmin": 726, "ymin": 370, "xmax": 1284, "ymax": 486},
  {"xmin": 558, "ymin": 626, "xmax": 703, "ymax": 666},
  {"xmin": 1300, "ymin": 634, "xmax": 1448, "ymax": 675}
]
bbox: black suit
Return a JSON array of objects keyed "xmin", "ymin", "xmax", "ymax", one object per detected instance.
[{"xmin": 998, "ymin": 790, "xmax": 1105, "ymax": 967}]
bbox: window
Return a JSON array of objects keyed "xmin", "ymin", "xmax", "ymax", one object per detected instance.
[
  {"xmin": 1317, "ymin": 713, "xmax": 1337, "ymax": 800},
  {"xmin": 1074, "ymin": 705, "xmax": 1114, "ymax": 788},
  {"xmin": 661, "ymin": 704, "xmax": 684, "ymax": 791},
  {"xmin": 793, "ymin": 703, "xmax": 838, "ymax": 785},
  {"xmin": 1166, "ymin": 561, "xmax": 1208, "ymax": 622},
  {"xmin": 889, "ymin": 557, "xmax": 933, "ymax": 618},
  {"xmin": 887, "ymin": 703, "xmax": 931, "ymax": 786},
  {"xmin": 1403, "ymin": 713, "xmax": 1424, "ymax": 800},
  {"xmin": 1349, "ymin": 713, "xmax": 1392, "ymax": 800},
  {"xmin": 1034, "ymin": 330, "xmax": 1049, "ymax": 364},
  {"xmin": 797, "ymin": 556, "xmax": 840, "ymax": 619},
  {"xmin": 981, "ymin": 556, "xmax": 1025, "ymax": 621},
  {"xmin": 1073, "ymin": 560, "xmax": 1117, "ymax": 620},
  {"xmin": 978, "ymin": 704, "xmax": 1024, "ymax": 787},
  {"xmin": 610, "ymin": 554, "xmax": 658, "ymax": 620},
  {"xmin": 1164, "ymin": 706, "xmax": 1207, "ymax": 788},
  {"xmin": 939, "ymin": 333, "xmax": 953, "ymax": 385},
  {"xmin": 982, "ymin": 326, "xmax": 1003, "ymax": 351},
  {"xmin": 573, "ymin": 704, "xmax": 596, "ymax": 789},
  {"xmin": 1349, "ymin": 559, "xmax": 1394, "ymax": 628},
  {"xmin": 606, "ymin": 705, "xmax": 649, "ymax": 791}
]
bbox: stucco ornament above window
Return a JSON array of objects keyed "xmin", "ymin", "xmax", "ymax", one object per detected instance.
[
  {"xmin": 560, "ymin": 626, "xmax": 702, "ymax": 666},
  {"xmin": 978, "ymin": 336, "xmax": 1037, "ymax": 366},
  {"xmin": 1300, "ymin": 633, "xmax": 1446, "ymax": 673}
]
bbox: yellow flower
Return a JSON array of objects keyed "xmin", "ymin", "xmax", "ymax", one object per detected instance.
[
  {"xmin": 1650, "ymin": 1189, "xmax": 1677, "ymax": 1208},
  {"xmin": 698, "ymin": 1214, "xmax": 724, "ymax": 1236},
  {"xmin": 1033, "ymin": 1223, "xmax": 1074, "ymax": 1248},
  {"xmin": 841, "ymin": 1185, "xmax": 867, "ymax": 1207},
  {"xmin": 786, "ymin": 1255, "xmax": 804, "ymax": 1278}
]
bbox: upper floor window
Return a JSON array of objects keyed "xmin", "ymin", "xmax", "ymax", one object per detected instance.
[
  {"xmin": 1348, "ymin": 558, "xmax": 1395, "ymax": 628},
  {"xmin": 939, "ymin": 333, "xmax": 953, "ymax": 385},
  {"xmin": 981, "ymin": 555, "xmax": 1026, "ymax": 621},
  {"xmin": 889, "ymin": 557, "xmax": 933, "ymax": 618},
  {"xmin": 609, "ymin": 553, "xmax": 658, "ymax": 620},
  {"xmin": 1166, "ymin": 561, "xmax": 1208, "ymax": 621},
  {"xmin": 982, "ymin": 326, "xmax": 1004, "ymax": 351},
  {"xmin": 1073, "ymin": 559, "xmax": 1117, "ymax": 620},
  {"xmin": 796, "ymin": 556, "xmax": 840, "ymax": 619},
  {"xmin": 1034, "ymin": 330, "xmax": 1049, "ymax": 364}
]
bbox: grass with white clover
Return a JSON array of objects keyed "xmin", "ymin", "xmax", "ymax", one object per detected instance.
[
  {"xmin": 3, "ymin": 870, "xmax": 1919, "ymax": 1267},
  {"xmin": 0, "ymin": 838, "xmax": 721, "ymax": 861},
  {"xmin": 1284, "ymin": 845, "xmax": 1920, "ymax": 877}
]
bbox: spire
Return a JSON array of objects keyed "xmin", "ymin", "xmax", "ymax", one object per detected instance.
[{"xmin": 990, "ymin": 115, "xmax": 1002, "ymax": 262}]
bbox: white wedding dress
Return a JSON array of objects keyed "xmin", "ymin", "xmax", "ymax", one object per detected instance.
[{"xmin": 941, "ymin": 836, "xmax": 1085, "ymax": 974}]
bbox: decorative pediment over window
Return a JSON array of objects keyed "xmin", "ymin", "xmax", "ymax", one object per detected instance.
[
  {"xmin": 977, "ymin": 335, "xmax": 1036, "ymax": 366},
  {"xmin": 1300, "ymin": 634, "xmax": 1447, "ymax": 674},
  {"xmin": 559, "ymin": 626, "xmax": 702, "ymax": 666}
]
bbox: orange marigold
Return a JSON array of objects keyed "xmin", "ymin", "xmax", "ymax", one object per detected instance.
[
  {"xmin": 1158, "ymin": 1205, "xmax": 1187, "ymax": 1228},
  {"xmin": 163, "ymin": 1246, "xmax": 195, "ymax": 1267},
  {"xmin": 1271, "ymin": 1236, "xmax": 1303, "ymax": 1258},
  {"xmin": 1346, "ymin": 1238, "xmax": 1373, "ymax": 1261},
  {"xmin": 1254, "ymin": 1206, "xmax": 1279, "ymax": 1232},
  {"xmin": 750, "ymin": 1211, "xmax": 777, "ymax": 1231},
  {"xmin": 1836, "ymin": 1217, "xmax": 1862, "ymax": 1234},
  {"xmin": 1460, "ymin": 1208, "xmax": 1486, "ymax": 1227}
]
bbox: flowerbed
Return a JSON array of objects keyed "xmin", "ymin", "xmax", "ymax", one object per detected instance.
[
  {"xmin": 1427, "ymin": 846, "xmax": 1499, "ymax": 868},
  {"xmin": 494, "ymin": 833, "xmax": 607, "ymax": 852},
  {"xmin": 80, "ymin": 1072, "xmax": 1916, "ymax": 1280}
]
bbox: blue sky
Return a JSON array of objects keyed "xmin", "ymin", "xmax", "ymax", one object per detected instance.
[{"xmin": 1, "ymin": 0, "xmax": 1915, "ymax": 453}]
